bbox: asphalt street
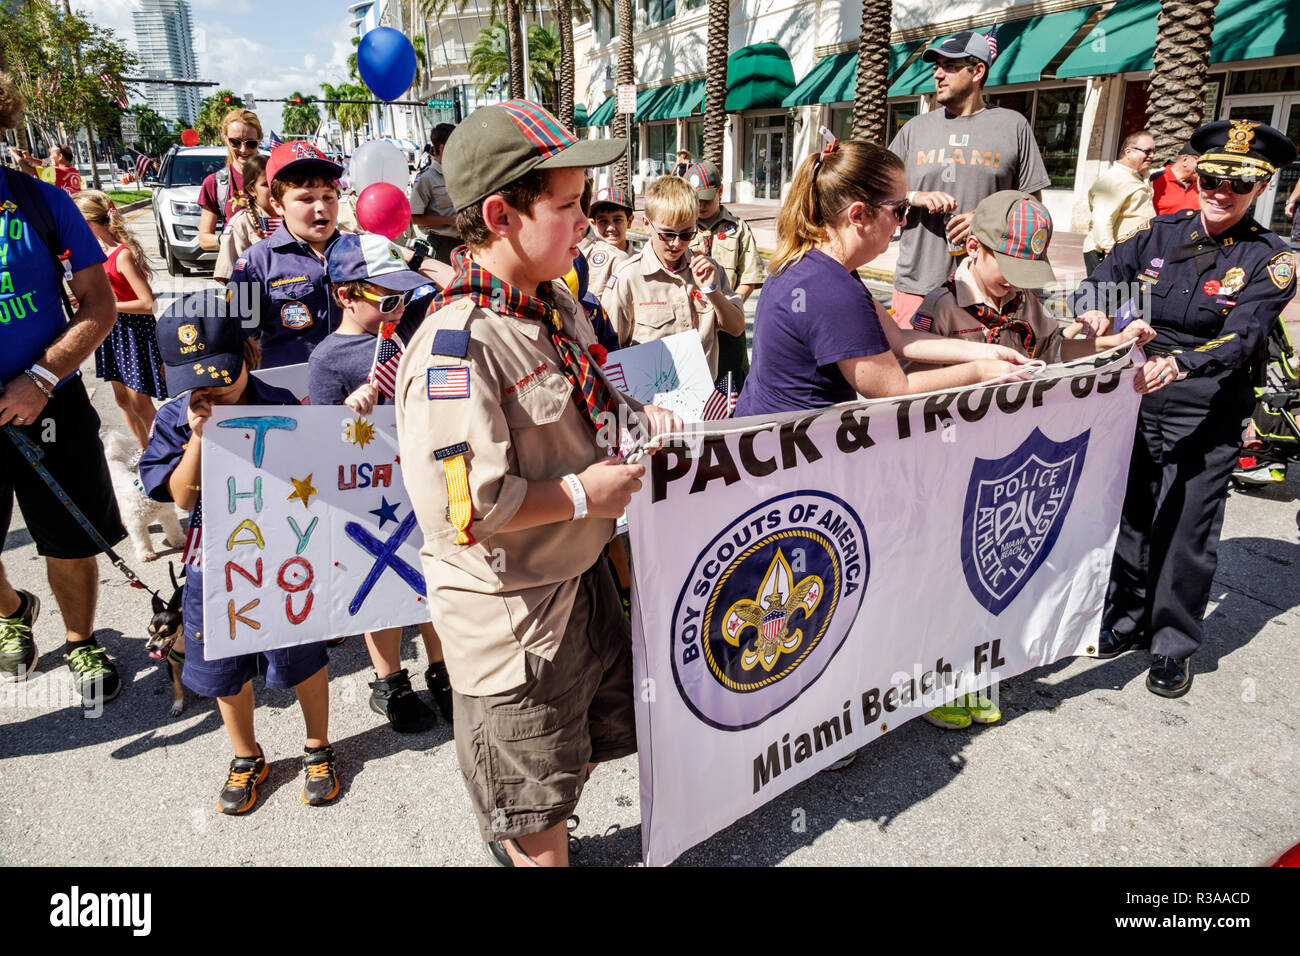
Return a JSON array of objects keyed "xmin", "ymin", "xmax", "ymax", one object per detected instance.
[{"xmin": 0, "ymin": 208, "xmax": 1296, "ymax": 867}]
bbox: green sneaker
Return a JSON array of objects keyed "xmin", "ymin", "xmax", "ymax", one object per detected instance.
[
  {"xmin": 65, "ymin": 642, "xmax": 122, "ymax": 706},
  {"xmin": 923, "ymin": 705, "xmax": 972, "ymax": 730},
  {"xmin": 0, "ymin": 590, "xmax": 40, "ymax": 680},
  {"xmin": 962, "ymin": 692, "xmax": 1002, "ymax": 725}
]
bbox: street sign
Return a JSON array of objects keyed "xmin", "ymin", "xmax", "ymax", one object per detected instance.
[
  {"xmin": 617, "ymin": 84, "xmax": 637, "ymax": 114},
  {"xmin": 427, "ymin": 98, "xmax": 454, "ymax": 109},
  {"xmin": 119, "ymin": 114, "xmax": 139, "ymax": 145}
]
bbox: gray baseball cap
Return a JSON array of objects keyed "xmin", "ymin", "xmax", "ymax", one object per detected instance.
[{"xmin": 922, "ymin": 30, "xmax": 994, "ymax": 66}]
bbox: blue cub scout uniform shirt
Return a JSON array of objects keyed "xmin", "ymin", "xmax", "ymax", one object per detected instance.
[
  {"xmin": 138, "ymin": 377, "xmax": 300, "ymax": 640},
  {"xmin": 226, "ymin": 223, "xmax": 340, "ymax": 370},
  {"xmin": 0, "ymin": 175, "xmax": 105, "ymax": 383},
  {"xmin": 1072, "ymin": 209, "xmax": 1297, "ymax": 381}
]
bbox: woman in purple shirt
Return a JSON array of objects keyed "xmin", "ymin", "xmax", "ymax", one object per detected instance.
[{"xmin": 736, "ymin": 139, "xmax": 1026, "ymax": 418}]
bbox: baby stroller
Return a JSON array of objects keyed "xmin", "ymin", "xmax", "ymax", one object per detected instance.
[{"xmin": 1232, "ymin": 316, "xmax": 1300, "ymax": 487}]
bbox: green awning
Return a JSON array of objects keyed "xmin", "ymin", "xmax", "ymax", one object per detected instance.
[
  {"xmin": 653, "ymin": 79, "xmax": 705, "ymax": 120},
  {"xmin": 573, "ymin": 104, "xmax": 590, "ymax": 128},
  {"xmin": 634, "ymin": 84, "xmax": 674, "ymax": 122},
  {"xmin": 890, "ymin": 7, "xmax": 1099, "ymax": 95},
  {"xmin": 726, "ymin": 42, "xmax": 796, "ymax": 111},
  {"xmin": 588, "ymin": 95, "xmax": 616, "ymax": 126},
  {"xmin": 783, "ymin": 41, "xmax": 923, "ymax": 107},
  {"xmin": 1060, "ymin": 0, "xmax": 1300, "ymax": 77}
]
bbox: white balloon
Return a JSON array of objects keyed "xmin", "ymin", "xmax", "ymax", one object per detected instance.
[{"xmin": 349, "ymin": 139, "xmax": 408, "ymax": 193}]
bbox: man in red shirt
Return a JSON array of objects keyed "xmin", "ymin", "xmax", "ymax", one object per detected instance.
[
  {"xmin": 1150, "ymin": 143, "xmax": 1199, "ymax": 215},
  {"xmin": 9, "ymin": 144, "xmax": 83, "ymax": 195}
]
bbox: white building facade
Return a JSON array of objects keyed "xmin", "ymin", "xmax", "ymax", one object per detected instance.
[{"xmin": 133, "ymin": 0, "xmax": 201, "ymax": 124}]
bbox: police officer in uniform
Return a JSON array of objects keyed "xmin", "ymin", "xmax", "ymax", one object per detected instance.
[{"xmin": 1071, "ymin": 120, "xmax": 1297, "ymax": 698}]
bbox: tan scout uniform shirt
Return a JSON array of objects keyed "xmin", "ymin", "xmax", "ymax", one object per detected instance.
[
  {"xmin": 582, "ymin": 238, "xmax": 629, "ymax": 297},
  {"xmin": 395, "ymin": 284, "xmax": 624, "ymax": 697},
  {"xmin": 409, "ymin": 159, "xmax": 458, "ymax": 240},
  {"xmin": 915, "ymin": 257, "xmax": 1064, "ymax": 362},
  {"xmin": 690, "ymin": 206, "xmax": 767, "ymax": 291},
  {"xmin": 601, "ymin": 248, "xmax": 740, "ymax": 376}
]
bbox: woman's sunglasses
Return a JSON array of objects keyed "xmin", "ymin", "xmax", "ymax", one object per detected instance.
[
  {"xmin": 359, "ymin": 289, "xmax": 412, "ymax": 313},
  {"xmin": 1197, "ymin": 173, "xmax": 1257, "ymax": 196},
  {"xmin": 648, "ymin": 221, "xmax": 697, "ymax": 243},
  {"xmin": 866, "ymin": 198, "xmax": 911, "ymax": 223},
  {"xmin": 229, "ymin": 137, "xmax": 260, "ymax": 150}
]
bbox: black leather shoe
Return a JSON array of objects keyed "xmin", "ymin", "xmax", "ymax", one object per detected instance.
[
  {"xmin": 1146, "ymin": 656, "xmax": 1192, "ymax": 698},
  {"xmin": 1096, "ymin": 628, "xmax": 1147, "ymax": 659}
]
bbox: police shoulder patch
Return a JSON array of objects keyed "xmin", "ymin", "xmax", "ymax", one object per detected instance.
[
  {"xmin": 1267, "ymin": 250, "xmax": 1295, "ymax": 290},
  {"xmin": 432, "ymin": 328, "xmax": 471, "ymax": 357}
]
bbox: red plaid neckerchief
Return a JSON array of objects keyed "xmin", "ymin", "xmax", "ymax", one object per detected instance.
[
  {"xmin": 434, "ymin": 248, "xmax": 618, "ymax": 434},
  {"xmin": 944, "ymin": 277, "xmax": 1034, "ymax": 355}
]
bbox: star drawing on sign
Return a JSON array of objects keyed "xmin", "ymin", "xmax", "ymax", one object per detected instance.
[
  {"xmin": 369, "ymin": 496, "xmax": 401, "ymax": 529},
  {"xmin": 287, "ymin": 474, "xmax": 318, "ymax": 509}
]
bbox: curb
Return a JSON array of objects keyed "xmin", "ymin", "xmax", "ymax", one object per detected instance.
[{"xmin": 116, "ymin": 197, "xmax": 152, "ymax": 213}]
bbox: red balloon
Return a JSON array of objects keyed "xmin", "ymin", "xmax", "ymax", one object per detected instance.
[
  {"xmin": 181, "ymin": 128, "xmax": 199, "ymax": 147},
  {"xmin": 355, "ymin": 182, "xmax": 411, "ymax": 240}
]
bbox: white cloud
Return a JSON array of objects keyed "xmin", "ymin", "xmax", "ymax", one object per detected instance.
[{"xmin": 73, "ymin": 0, "xmax": 142, "ymax": 46}]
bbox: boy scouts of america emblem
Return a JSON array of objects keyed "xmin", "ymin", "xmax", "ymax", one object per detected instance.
[
  {"xmin": 1030, "ymin": 227, "xmax": 1048, "ymax": 256},
  {"xmin": 671, "ymin": 491, "xmax": 868, "ymax": 730},
  {"xmin": 177, "ymin": 324, "xmax": 198, "ymax": 346},
  {"xmin": 961, "ymin": 428, "xmax": 1089, "ymax": 616},
  {"xmin": 591, "ymin": 251, "xmax": 607, "ymax": 266},
  {"xmin": 1225, "ymin": 120, "xmax": 1258, "ymax": 155}
]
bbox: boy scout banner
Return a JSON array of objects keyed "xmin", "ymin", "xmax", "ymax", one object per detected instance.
[
  {"xmin": 201, "ymin": 406, "xmax": 427, "ymax": 659},
  {"xmin": 626, "ymin": 353, "xmax": 1142, "ymax": 865}
]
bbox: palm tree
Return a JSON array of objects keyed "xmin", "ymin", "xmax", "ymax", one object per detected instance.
[
  {"xmin": 336, "ymin": 81, "xmax": 373, "ymax": 152},
  {"xmin": 702, "ymin": 0, "xmax": 728, "ymax": 166},
  {"xmin": 282, "ymin": 92, "xmax": 321, "ymax": 137},
  {"xmin": 411, "ymin": 34, "xmax": 429, "ymax": 87},
  {"xmin": 557, "ymin": 0, "xmax": 576, "ymax": 131},
  {"xmin": 468, "ymin": 22, "xmax": 511, "ymax": 98},
  {"xmin": 852, "ymin": 0, "xmax": 893, "ymax": 143},
  {"xmin": 468, "ymin": 21, "xmax": 561, "ymax": 108},
  {"xmin": 613, "ymin": 0, "xmax": 634, "ymax": 193},
  {"xmin": 527, "ymin": 24, "xmax": 562, "ymax": 113},
  {"xmin": 505, "ymin": 0, "xmax": 525, "ymax": 98},
  {"xmin": 1147, "ymin": 0, "xmax": 1217, "ymax": 163}
]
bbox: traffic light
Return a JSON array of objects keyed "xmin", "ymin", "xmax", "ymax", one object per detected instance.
[
  {"xmin": 292, "ymin": 96, "xmax": 304, "ymax": 105},
  {"xmin": 222, "ymin": 95, "xmax": 233, "ymax": 104}
]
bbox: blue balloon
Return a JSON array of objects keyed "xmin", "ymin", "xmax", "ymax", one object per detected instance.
[{"xmin": 357, "ymin": 27, "xmax": 417, "ymax": 102}]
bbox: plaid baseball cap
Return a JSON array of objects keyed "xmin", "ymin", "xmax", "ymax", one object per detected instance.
[
  {"xmin": 156, "ymin": 290, "xmax": 247, "ymax": 394},
  {"xmin": 325, "ymin": 232, "xmax": 431, "ymax": 291},
  {"xmin": 267, "ymin": 141, "xmax": 344, "ymax": 184},
  {"xmin": 591, "ymin": 185, "xmax": 633, "ymax": 212},
  {"xmin": 442, "ymin": 100, "xmax": 627, "ymax": 211},
  {"xmin": 970, "ymin": 190, "xmax": 1056, "ymax": 289},
  {"xmin": 684, "ymin": 161, "xmax": 721, "ymax": 200}
]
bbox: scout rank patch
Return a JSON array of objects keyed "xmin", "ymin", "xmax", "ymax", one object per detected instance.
[
  {"xmin": 1268, "ymin": 251, "xmax": 1295, "ymax": 290},
  {"xmin": 434, "ymin": 442, "xmax": 474, "ymax": 544},
  {"xmin": 427, "ymin": 366, "xmax": 470, "ymax": 399}
]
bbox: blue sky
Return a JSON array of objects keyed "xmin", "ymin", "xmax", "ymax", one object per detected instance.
[{"xmin": 78, "ymin": 0, "xmax": 360, "ymax": 134}]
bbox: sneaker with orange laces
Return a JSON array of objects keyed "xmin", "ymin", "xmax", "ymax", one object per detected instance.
[
  {"xmin": 301, "ymin": 745, "xmax": 340, "ymax": 805},
  {"xmin": 218, "ymin": 749, "xmax": 268, "ymax": 814}
]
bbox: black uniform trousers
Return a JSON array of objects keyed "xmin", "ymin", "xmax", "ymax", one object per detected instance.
[{"xmin": 1103, "ymin": 368, "xmax": 1254, "ymax": 660}]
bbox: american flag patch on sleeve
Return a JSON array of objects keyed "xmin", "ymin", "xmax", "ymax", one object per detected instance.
[
  {"xmin": 914, "ymin": 314, "xmax": 933, "ymax": 333},
  {"xmin": 427, "ymin": 366, "xmax": 470, "ymax": 399}
]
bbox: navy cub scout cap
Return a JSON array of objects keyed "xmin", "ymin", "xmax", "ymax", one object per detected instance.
[
  {"xmin": 325, "ymin": 232, "xmax": 432, "ymax": 292},
  {"xmin": 157, "ymin": 289, "xmax": 246, "ymax": 393}
]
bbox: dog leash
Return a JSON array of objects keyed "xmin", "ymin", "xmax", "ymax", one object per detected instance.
[{"xmin": 3, "ymin": 423, "xmax": 164, "ymax": 602}]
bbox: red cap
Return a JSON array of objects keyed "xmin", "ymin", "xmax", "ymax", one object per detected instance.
[{"xmin": 267, "ymin": 141, "xmax": 344, "ymax": 184}]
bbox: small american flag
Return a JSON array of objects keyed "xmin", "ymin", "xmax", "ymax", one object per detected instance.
[
  {"xmin": 700, "ymin": 372, "xmax": 738, "ymax": 421},
  {"xmin": 984, "ymin": 26, "xmax": 998, "ymax": 61},
  {"xmin": 269, "ymin": 131, "xmax": 283, "ymax": 147},
  {"xmin": 427, "ymin": 366, "xmax": 470, "ymax": 399},
  {"xmin": 135, "ymin": 154, "xmax": 153, "ymax": 180},
  {"xmin": 914, "ymin": 313, "xmax": 933, "ymax": 333},
  {"xmin": 100, "ymin": 73, "xmax": 129, "ymax": 109},
  {"xmin": 368, "ymin": 322, "xmax": 405, "ymax": 400}
]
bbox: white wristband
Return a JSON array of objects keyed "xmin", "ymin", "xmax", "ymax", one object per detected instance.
[
  {"xmin": 906, "ymin": 191, "xmax": 917, "ymax": 204},
  {"xmin": 699, "ymin": 284, "xmax": 719, "ymax": 295},
  {"xmin": 561, "ymin": 473, "xmax": 588, "ymax": 520},
  {"xmin": 29, "ymin": 364, "xmax": 59, "ymax": 388}
]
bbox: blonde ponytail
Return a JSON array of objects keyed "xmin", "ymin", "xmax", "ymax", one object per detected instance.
[{"xmin": 73, "ymin": 189, "xmax": 154, "ymax": 286}]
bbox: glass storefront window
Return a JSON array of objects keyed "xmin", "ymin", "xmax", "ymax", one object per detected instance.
[
  {"xmin": 686, "ymin": 119, "xmax": 704, "ymax": 165},
  {"xmin": 742, "ymin": 114, "xmax": 792, "ymax": 200},
  {"xmin": 830, "ymin": 106, "xmax": 853, "ymax": 144},
  {"xmin": 888, "ymin": 101, "xmax": 919, "ymax": 142},
  {"xmin": 1033, "ymin": 87, "xmax": 1085, "ymax": 189},
  {"xmin": 1229, "ymin": 68, "xmax": 1300, "ymax": 96},
  {"xmin": 1121, "ymin": 78, "xmax": 1223, "ymax": 144},
  {"xmin": 639, "ymin": 0, "xmax": 675, "ymax": 25},
  {"xmin": 645, "ymin": 122, "xmax": 678, "ymax": 177},
  {"xmin": 988, "ymin": 91, "xmax": 1031, "ymax": 122}
]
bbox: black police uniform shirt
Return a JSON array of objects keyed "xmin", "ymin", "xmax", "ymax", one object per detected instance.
[
  {"xmin": 138, "ymin": 377, "xmax": 300, "ymax": 641},
  {"xmin": 226, "ymin": 223, "xmax": 342, "ymax": 370},
  {"xmin": 1071, "ymin": 208, "xmax": 1296, "ymax": 384}
]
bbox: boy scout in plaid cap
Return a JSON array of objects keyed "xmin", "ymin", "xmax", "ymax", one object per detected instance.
[
  {"xmin": 686, "ymin": 161, "xmax": 766, "ymax": 387},
  {"xmin": 393, "ymin": 100, "xmax": 679, "ymax": 867}
]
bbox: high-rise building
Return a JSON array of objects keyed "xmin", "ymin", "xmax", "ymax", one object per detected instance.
[{"xmin": 133, "ymin": 0, "xmax": 200, "ymax": 124}]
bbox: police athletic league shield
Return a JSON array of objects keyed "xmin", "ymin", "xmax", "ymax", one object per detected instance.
[{"xmin": 626, "ymin": 351, "xmax": 1142, "ymax": 865}]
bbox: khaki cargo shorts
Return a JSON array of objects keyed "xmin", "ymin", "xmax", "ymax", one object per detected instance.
[{"xmin": 453, "ymin": 556, "xmax": 636, "ymax": 842}]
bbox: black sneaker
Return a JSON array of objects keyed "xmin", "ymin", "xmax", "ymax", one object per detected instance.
[
  {"xmin": 301, "ymin": 745, "xmax": 340, "ymax": 805},
  {"xmin": 65, "ymin": 641, "xmax": 122, "ymax": 705},
  {"xmin": 369, "ymin": 668, "xmax": 437, "ymax": 732},
  {"xmin": 424, "ymin": 661, "xmax": 454, "ymax": 724},
  {"xmin": 0, "ymin": 590, "xmax": 40, "ymax": 680},
  {"xmin": 218, "ymin": 750, "xmax": 268, "ymax": 814}
]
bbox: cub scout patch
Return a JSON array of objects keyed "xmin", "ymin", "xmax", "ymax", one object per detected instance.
[
  {"xmin": 1268, "ymin": 251, "xmax": 1295, "ymax": 290},
  {"xmin": 271, "ymin": 275, "xmax": 309, "ymax": 288},
  {"xmin": 427, "ymin": 366, "xmax": 470, "ymax": 399},
  {"xmin": 591, "ymin": 251, "xmax": 608, "ymax": 266},
  {"xmin": 281, "ymin": 301, "xmax": 312, "ymax": 330},
  {"xmin": 178, "ymin": 323, "xmax": 198, "ymax": 346},
  {"xmin": 435, "ymin": 442, "xmax": 474, "ymax": 544},
  {"xmin": 434, "ymin": 442, "xmax": 470, "ymax": 461}
]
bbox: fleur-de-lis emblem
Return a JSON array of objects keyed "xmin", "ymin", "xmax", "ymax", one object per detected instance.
[{"xmin": 723, "ymin": 548, "xmax": 823, "ymax": 672}]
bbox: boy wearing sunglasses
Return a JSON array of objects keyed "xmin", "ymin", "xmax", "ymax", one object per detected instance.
[
  {"xmin": 602, "ymin": 175, "xmax": 744, "ymax": 376},
  {"xmin": 307, "ymin": 232, "xmax": 453, "ymax": 733}
]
